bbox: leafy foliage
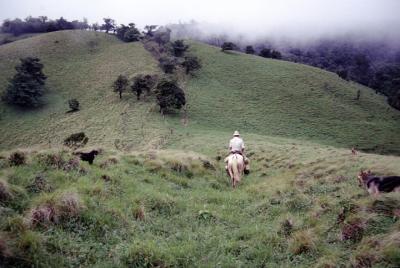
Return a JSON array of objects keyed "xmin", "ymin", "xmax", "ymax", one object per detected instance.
[
  {"xmin": 154, "ymin": 80, "xmax": 186, "ymax": 114},
  {"xmin": 2, "ymin": 57, "xmax": 47, "ymax": 108},
  {"xmin": 181, "ymin": 56, "xmax": 201, "ymax": 75},
  {"xmin": 63, "ymin": 132, "xmax": 88, "ymax": 148},
  {"xmin": 171, "ymin": 40, "xmax": 189, "ymax": 57},
  {"xmin": 221, "ymin": 42, "xmax": 236, "ymax": 51},
  {"xmin": 116, "ymin": 23, "xmax": 141, "ymax": 42},
  {"xmin": 158, "ymin": 56, "xmax": 177, "ymax": 74},
  {"xmin": 245, "ymin": 45, "xmax": 255, "ymax": 54},
  {"xmin": 101, "ymin": 18, "xmax": 116, "ymax": 33},
  {"xmin": 131, "ymin": 74, "xmax": 157, "ymax": 100},
  {"xmin": 113, "ymin": 75, "xmax": 129, "ymax": 99},
  {"xmin": 1, "ymin": 16, "xmax": 89, "ymax": 36},
  {"xmin": 68, "ymin": 98, "xmax": 79, "ymax": 112}
]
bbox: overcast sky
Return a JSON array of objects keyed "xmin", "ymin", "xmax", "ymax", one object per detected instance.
[{"xmin": 1, "ymin": 0, "xmax": 399, "ymax": 40}]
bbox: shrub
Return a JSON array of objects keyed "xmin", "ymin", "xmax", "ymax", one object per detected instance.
[
  {"xmin": 154, "ymin": 79, "xmax": 185, "ymax": 114},
  {"xmin": 67, "ymin": 98, "xmax": 79, "ymax": 112},
  {"xmin": 63, "ymin": 132, "xmax": 88, "ymax": 148},
  {"xmin": 8, "ymin": 151, "xmax": 26, "ymax": 166},
  {"xmin": 245, "ymin": 45, "xmax": 255, "ymax": 54},
  {"xmin": 341, "ymin": 217, "xmax": 365, "ymax": 242},
  {"xmin": 0, "ymin": 179, "xmax": 12, "ymax": 202},
  {"xmin": 181, "ymin": 56, "xmax": 201, "ymax": 75},
  {"xmin": 28, "ymin": 192, "xmax": 84, "ymax": 228},
  {"xmin": 131, "ymin": 74, "xmax": 157, "ymax": 100},
  {"xmin": 36, "ymin": 152, "xmax": 65, "ymax": 168},
  {"xmin": 288, "ymin": 230, "xmax": 317, "ymax": 255},
  {"xmin": 221, "ymin": 42, "xmax": 236, "ymax": 51},
  {"xmin": 26, "ymin": 175, "xmax": 53, "ymax": 193},
  {"xmin": 159, "ymin": 56, "xmax": 177, "ymax": 74},
  {"xmin": 2, "ymin": 57, "xmax": 47, "ymax": 108},
  {"xmin": 113, "ymin": 74, "xmax": 129, "ymax": 99},
  {"xmin": 171, "ymin": 39, "xmax": 189, "ymax": 57}
]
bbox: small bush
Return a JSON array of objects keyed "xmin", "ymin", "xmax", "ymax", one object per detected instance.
[
  {"xmin": 0, "ymin": 179, "xmax": 12, "ymax": 202},
  {"xmin": 8, "ymin": 151, "xmax": 26, "ymax": 166},
  {"xmin": 64, "ymin": 132, "xmax": 88, "ymax": 148},
  {"xmin": 36, "ymin": 152, "xmax": 65, "ymax": 168},
  {"xmin": 68, "ymin": 98, "xmax": 79, "ymax": 112},
  {"xmin": 100, "ymin": 157, "xmax": 118, "ymax": 169},
  {"xmin": 132, "ymin": 204, "xmax": 146, "ymax": 221},
  {"xmin": 26, "ymin": 175, "xmax": 53, "ymax": 193},
  {"xmin": 62, "ymin": 157, "xmax": 80, "ymax": 171},
  {"xmin": 28, "ymin": 192, "xmax": 84, "ymax": 228},
  {"xmin": 288, "ymin": 229, "xmax": 317, "ymax": 255},
  {"xmin": 341, "ymin": 217, "xmax": 365, "ymax": 242}
]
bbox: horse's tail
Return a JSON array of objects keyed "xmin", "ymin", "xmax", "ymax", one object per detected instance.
[{"xmin": 232, "ymin": 155, "xmax": 240, "ymax": 183}]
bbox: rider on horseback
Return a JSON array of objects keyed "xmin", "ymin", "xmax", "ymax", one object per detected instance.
[{"xmin": 225, "ymin": 131, "xmax": 250, "ymax": 175}]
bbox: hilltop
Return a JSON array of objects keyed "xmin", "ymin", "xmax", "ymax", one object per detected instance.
[
  {"xmin": 0, "ymin": 30, "xmax": 400, "ymax": 267},
  {"xmin": 1, "ymin": 30, "xmax": 399, "ymax": 154}
]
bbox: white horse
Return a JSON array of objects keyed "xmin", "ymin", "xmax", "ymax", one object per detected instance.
[{"xmin": 226, "ymin": 153, "xmax": 245, "ymax": 188}]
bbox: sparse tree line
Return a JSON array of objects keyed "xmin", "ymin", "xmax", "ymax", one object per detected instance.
[
  {"xmin": 112, "ymin": 32, "xmax": 202, "ymax": 114},
  {"xmin": 1, "ymin": 16, "xmax": 89, "ymax": 37},
  {"xmin": 1, "ymin": 17, "xmax": 202, "ymax": 116}
]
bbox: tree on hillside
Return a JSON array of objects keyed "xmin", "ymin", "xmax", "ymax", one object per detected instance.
[
  {"xmin": 221, "ymin": 42, "xmax": 236, "ymax": 51},
  {"xmin": 2, "ymin": 57, "xmax": 47, "ymax": 108},
  {"xmin": 154, "ymin": 79, "xmax": 186, "ymax": 114},
  {"xmin": 143, "ymin": 25, "xmax": 158, "ymax": 37},
  {"xmin": 172, "ymin": 40, "xmax": 189, "ymax": 57},
  {"xmin": 101, "ymin": 18, "xmax": 116, "ymax": 33},
  {"xmin": 68, "ymin": 98, "xmax": 80, "ymax": 112},
  {"xmin": 259, "ymin": 48, "xmax": 271, "ymax": 58},
  {"xmin": 181, "ymin": 56, "xmax": 201, "ymax": 75},
  {"xmin": 153, "ymin": 27, "xmax": 171, "ymax": 45},
  {"xmin": 116, "ymin": 23, "xmax": 141, "ymax": 42},
  {"xmin": 131, "ymin": 74, "xmax": 157, "ymax": 100},
  {"xmin": 159, "ymin": 56, "xmax": 177, "ymax": 74},
  {"xmin": 113, "ymin": 75, "xmax": 128, "ymax": 99},
  {"xmin": 245, "ymin": 45, "xmax": 255, "ymax": 54},
  {"xmin": 92, "ymin": 23, "xmax": 99, "ymax": 31},
  {"xmin": 271, "ymin": 50, "xmax": 282, "ymax": 59}
]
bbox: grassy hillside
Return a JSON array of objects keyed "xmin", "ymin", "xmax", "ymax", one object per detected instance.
[
  {"xmin": 181, "ymin": 42, "xmax": 400, "ymax": 155},
  {"xmin": 1, "ymin": 142, "xmax": 399, "ymax": 267},
  {"xmin": 0, "ymin": 31, "xmax": 400, "ymax": 267},
  {"xmin": 0, "ymin": 30, "xmax": 167, "ymax": 151}
]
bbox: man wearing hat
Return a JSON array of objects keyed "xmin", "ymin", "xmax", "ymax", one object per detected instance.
[{"xmin": 225, "ymin": 130, "xmax": 250, "ymax": 174}]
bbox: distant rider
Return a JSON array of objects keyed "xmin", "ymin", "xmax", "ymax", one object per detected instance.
[{"xmin": 225, "ymin": 131, "xmax": 250, "ymax": 174}]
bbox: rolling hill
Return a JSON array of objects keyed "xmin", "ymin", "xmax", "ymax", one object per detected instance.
[{"xmin": 0, "ymin": 30, "xmax": 400, "ymax": 267}]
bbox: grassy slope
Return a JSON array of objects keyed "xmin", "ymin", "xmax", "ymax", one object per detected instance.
[
  {"xmin": 0, "ymin": 30, "xmax": 166, "ymax": 151},
  {"xmin": 0, "ymin": 31, "xmax": 400, "ymax": 267},
  {"xmin": 179, "ymin": 42, "xmax": 400, "ymax": 155}
]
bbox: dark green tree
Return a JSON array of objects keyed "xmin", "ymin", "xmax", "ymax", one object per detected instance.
[
  {"xmin": 131, "ymin": 74, "xmax": 157, "ymax": 100},
  {"xmin": 154, "ymin": 80, "xmax": 186, "ymax": 114},
  {"xmin": 68, "ymin": 98, "xmax": 80, "ymax": 112},
  {"xmin": 221, "ymin": 42, "xmax": 236, "ymax": 51},
  {"xmin": 259, "ymin": 48, "xmax": 271, "ymax": 58},
  {"xmin": 143, "ymin": 25, "xmax": 158, "ymax": 37},
  {"xmin": 101, "ymin": 18, "xmax": 115, "ymax": 33},
  {"xmin": 181, "ymin": 56, "xmax": 201, "ymax": 75},
  {"xmin": 113, "ymin": 75, "xmax": 128, "ymax": 99},
  {"xmin": 2, "ymin": 57, "xmax": 47, "ymax": 108},
  {"xmin": 245, "ymin": 45, "xmax": 255, "ymax": 54},
  {"xmin": 159, "ymin": 56, "xmax": 177, "ymax": 74},
  {"xmin": 271, "ymin": 50, "xmax": 282, "ymax": 59},
  {"xmin": 172, "ymin": 40, "xmax": 189, "ymax": 57}
]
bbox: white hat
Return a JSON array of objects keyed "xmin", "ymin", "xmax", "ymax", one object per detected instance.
[{"xmin": 233, "ymin": 130, "xmax": 240, "ymax": 136}]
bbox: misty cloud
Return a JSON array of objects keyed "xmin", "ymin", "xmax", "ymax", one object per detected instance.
[{"xmin": 1, "ymin": 0, "xmax": 399, "ymax": 42}]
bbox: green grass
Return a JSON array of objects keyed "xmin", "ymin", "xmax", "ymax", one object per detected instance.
[
  {"xmin": 1, "ymin": 30, "xmax": 400, "ymax": 267},
  {"xmin": 0, "ymin": 30, "xmax": 166, "ymax": 150},
  {"xmin": 178, "ymin": 42, "xmax": 400, "ymax": 155},
  {"xmin": 0, "ymin": 144, "xmax": 399, "ymax": 267}
]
